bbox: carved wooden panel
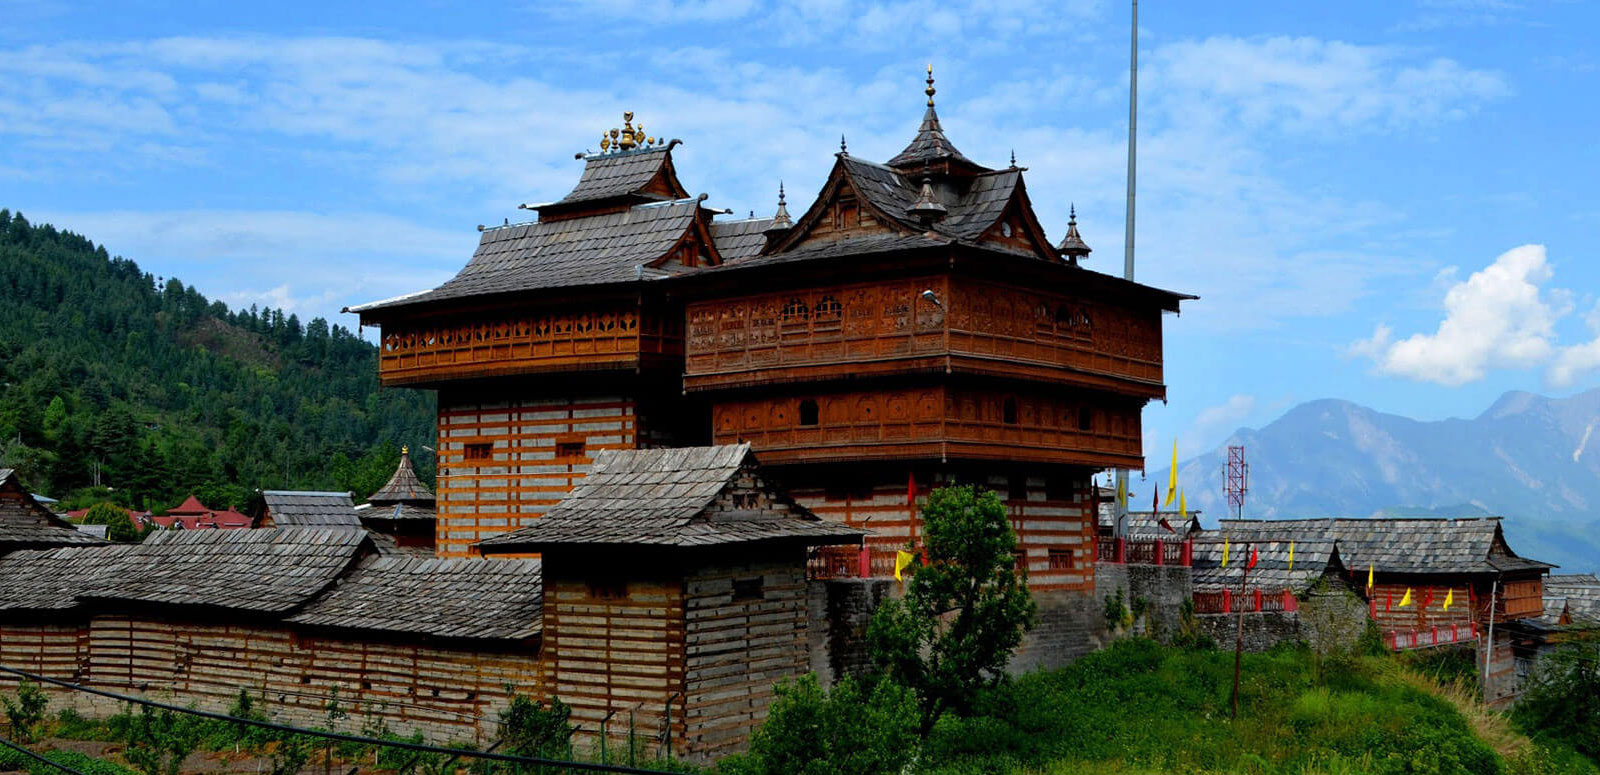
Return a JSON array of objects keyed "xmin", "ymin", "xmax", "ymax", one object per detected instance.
[
  {"xmin": 712, "ymin": 386, "xmax": 1142, "ymax": 468},
  {"xmin": 685, "ymin": 274, "xmax": 1164, "ymax": 395},
  {"xmin": 378, "ymin": 303, "xmax": 682, "ymax": 385}
]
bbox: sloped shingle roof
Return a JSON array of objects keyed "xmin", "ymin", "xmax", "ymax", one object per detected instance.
[
  {"xmin": 290, "ymin": 556, "xmax": 542, "ymax": 640},
  {"xmin": 0, "ymin": 544, "xmax": 132, "ymax": 612},
  {"xmin": 547, "ymin": 147, "xmax": 677, "ymax": 208},
  {"xmin": 480, "ymin": 444, "xmax": 864, "ymax": 550},
  {"xmin": 0, "ymin": 469, "xmax": 103, "ymax": 550},
  {"xmin": 263, "ymin": 491, "xmax": 364, "ymax": 528},
  {"xmin": 885, "ymin": 105, "xmax": 982, "ymax": 170},
  {"xmin": 353, "ymin": 199, "xmax": 702, "ymax": 313},
  {"xmin": 1547, "ymin": 574, "xmax": 1600, "ymax": 623},
  {"xmin": 1216, "ymin": 517, "xmax": 1552, "ymax": 576},
  {"xmin": 710, "ymin": 217, "xmax": 775, "ymax": 263},
  {"xmin": 1191, "ymin": 537, "xmax": 1341, "ymax": 593},
  {"xmin": 367, "ymin": 450, "xmax": 434, "ymax": 506},
  {"xmin": 79, "ymin": 528, "xmax": 369, "ymax": 614}
]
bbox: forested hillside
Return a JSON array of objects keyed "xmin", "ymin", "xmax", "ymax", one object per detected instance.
[{"xmin": 0, "ymin": 209, "xmax": 435, "ymax": 512}]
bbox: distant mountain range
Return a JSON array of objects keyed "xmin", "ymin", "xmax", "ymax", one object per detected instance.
[{"xmin": 1151, "ymin": 389, "xmax": 1600, "ymax": 574}]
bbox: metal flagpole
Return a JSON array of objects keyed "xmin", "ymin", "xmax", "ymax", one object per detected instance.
[{"xmin": 1115, "ymin": 0, "xmax": 1138, "ymax": 533}]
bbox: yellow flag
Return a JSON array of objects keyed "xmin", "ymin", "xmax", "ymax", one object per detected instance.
[
  {"xmin": 1443, "ymin": 588, "xmax": 1454, "ymax": 611},
  {"xmin": 1165, "ymin": 440, "xmax": 1178, "ymax": 506},
  {"xmin": 1222, "ymin": 539, "xmax": 1230, "ymax": 568},
  {"xmin": 1288, "ymin": 541, "xmax": 1295, "ymax": 571},
  {"xmin": 1399, "ymin": 588, "xmax": 1413, "ymax": 608},
  {"xmin": 1367, "ymin": 565, "xmax": 1374, "ymax": 590},
  {"xmin": 1116, "ymin": 476, "xmax": 1127, "ymax": 510},
  {"xmin": 1179, "ymin": 490, "xmax": 1188, "ymax": 519},
  {"xmin": 894, "ymin": 550, "xmax": 915, "ymax": 582}
]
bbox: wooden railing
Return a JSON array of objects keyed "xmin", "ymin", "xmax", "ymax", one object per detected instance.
[
  {"xmin": 806, "ymin": 546, "xmax": 899, "ymax": 580},
  {"xmin": 1096, "ymin": 537, "xmax": 1193, "ymax": 567},
  {"xmin": 1385, "ymin": 622, "xmax": 1479, "ymax": 651},
  {"xmin": 1193, "ymin": 588, "xmax": 1300, "ymax": 615}
]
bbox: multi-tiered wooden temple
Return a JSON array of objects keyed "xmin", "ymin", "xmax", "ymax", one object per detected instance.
[{"xmin": 350, "ymin": 72, "xmax": 1191, "ymax": 590}]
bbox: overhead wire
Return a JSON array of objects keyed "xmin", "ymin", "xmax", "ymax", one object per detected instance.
[{"xmin": 0, "ymin": 736, "xmax": 91, "ymax": 775}]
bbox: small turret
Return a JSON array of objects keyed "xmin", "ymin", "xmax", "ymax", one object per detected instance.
[{"xmin": 1057, "ymin": 204, "xmax": 1092, "ymax": 266}]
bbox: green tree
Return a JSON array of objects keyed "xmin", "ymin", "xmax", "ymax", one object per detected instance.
[
  {"xmin": 1, "ymin": 679, "xmax": 49, "ymax": 743},
  {"xmin": 81, "ymin": 501, "xmax": 141, "ymax": 542},
  {"xmin": 866, "ymin": 485, "xmax": 1036, "ymax": 732},
  {"xmin": 732, "ymin": 675, "xmax": 918, "ymax": 775},
  {"xmin": 497, "ymin": 693, "xmax": 574, "ymax": 761}
]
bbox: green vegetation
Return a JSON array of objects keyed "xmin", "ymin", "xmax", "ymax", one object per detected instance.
[
  {"xmin": 867, "ymin": 485, "xmax": 1036, "ymax": 732},
  {"xmin": 1513, "ymin": 637, "xmax": 1600, "ymax": 761},
  {"xmin": 78, "ymin": 502, "xmax": 144, "ymax": 542},
  {"xmin": 1, "ymin": 680, "xmax": 48, "ymax": 743},
  {"xmin": 0, "ymin": 210, "xmax": 434, "ymax": 512}
]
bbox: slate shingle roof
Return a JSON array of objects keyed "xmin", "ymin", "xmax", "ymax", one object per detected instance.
[
  {"xmin": 710, "ymin": 217, "xmax": 775, "ymax": 263},
  {"xmin": 834, "ymin": 157, "xmax": 1024, "ymax": 245},
  {"xmin": 290, "ymin": 556, "xmax": 542, "ymax": 640},
  {"xmin": 79, "ymin": 528, "xmax": 368, "ymax": 614},
  {"xmin": 1095, "ymin": 500, "xmax": 1203, "ymax": 539},
  {"xmin": 545, "ymin": 147, "xmax": 678, "ymax": 208},
  {"xmin": 352, "ymin": 199, "xmax": 703, "ymax": 313},
  {"xmin": 1191, "ymin": 537, "xmax": 1341, "ymax": 593},
  {"xmin": 480, "ymin": 444, "xmax": 865, "ymax": 550},
  {"xmin": 1546, "ymin": 574, "xmax": 1600, "ymax": 623},
  {"xmin": 263, "ymin": 491, "xmax": 364, "ymax": 528},
  {"xmin": 0, "ymin": 544, "xmax": 131, "ymax": 612},
  {"xmin": 0, "ymin": 469, "xmax": 103, "ymax": 550},
  {"xmin": 885, "ymin": 106, "xmax": 982, "ymax": 171},
  {"xmin": 1215, "ymin": 517, "xmax": 1552, "ymax": 576},
  {"xmin": 367, "ymin": 450, "xmax": 435, "ymax": 507}
]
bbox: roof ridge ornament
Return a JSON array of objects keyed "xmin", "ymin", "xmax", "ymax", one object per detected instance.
[
  {"xmin": 926, "ymin": 63, "xmax": 936, "ymax": 107},
  {"xmin": 906, "ymin": 162, "xmax": 947, "ymax": 226},
  {"xmin": 1057, "ymin": 203, "xmax": 1092, "ymax": 266},
  {"xmin": 598, "ymin": 111, "xmax": 653, "ymax": 154}
]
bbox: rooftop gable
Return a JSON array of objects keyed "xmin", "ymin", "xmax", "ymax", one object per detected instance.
[
  {"xmin": 0, "ymin": 468, "xmax": 104, "ymax": 551},
  {"xmin": 480, "ymin": 443, "xmax": 865, "ymax": 551},
  {"xmin": 262, "ymin": 490, "xmax": 364, "ymax": 528},
  {"xmin": 1215, "ymin": 517, "xmax": 1554, "ymax": 576},
  {"xmin": 534, "ymin": 143, "xmax": 688, "ymax": 220}
]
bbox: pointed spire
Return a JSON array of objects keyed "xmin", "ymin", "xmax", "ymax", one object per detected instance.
[
  {"xmin": 767, "ymin": 181, "xmax": 793, "ymax": 232},
  {"xmin": 1057, "ymin": 204, "xmax": 1092, "ymax": 265},
  {"xmin": 840, "ymin": 134, "xmax": 848, "ymax": 155},
  {"xmin": 368, "ymin": 445, "xmax": 435, "ymax": 506},
  {"xmin": 906, "ymin": 164, "xmax": 947, "ymax": 226},
  {"xmin": 1009, "ymin": 149, "xmax": 1017, "ymax": 169},
  {"xmin": 886, "ymin": 65, "xmax": 983, "ymax": 173}
]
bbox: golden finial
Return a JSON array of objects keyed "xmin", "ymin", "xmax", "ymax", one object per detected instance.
[
  {"xmin": 401, "ymin": 445, "xmax": 409, "ymax": 455},
  {"xmin": 600, "ymin": 133, "xmax": 611, "ymax": 152},
  {"xmin": 619, "ymin": 112, "xmax": 637, "ymax": 150},
  {"xmin": 925, "ymin": 63, "xmax": 936, "ymax": 107}
]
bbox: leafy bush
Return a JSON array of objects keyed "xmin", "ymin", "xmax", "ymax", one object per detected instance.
[
  {"xmin": 726, "ymin": 674, "xmax": 917, "ymax": 775},
  {"xmin": 121, "ymin": 705, "xmax": 201, "ymax": 775},
  {"xmin": 1514, "ymin": 637, "xmax": 1600, "ymax": 761},
  {"xmin": 498, "ymin": 692, "xmax": 574, "ymax": 761},
  {"xmin": 25, "ymin": 750, "xmax": 139, "ymax": 775},
  {"xmin": 79, "ymin": 502, "xmax": 141, "ymax": 542},
  {"xmin": 2, "ymin": 680, "xmax": 49, "ymax": 743}
]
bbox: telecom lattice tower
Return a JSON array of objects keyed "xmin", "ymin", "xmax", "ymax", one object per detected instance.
[{"xmin": 1225, "ymin": 445, "xmax": 1249, "ymax": 519}]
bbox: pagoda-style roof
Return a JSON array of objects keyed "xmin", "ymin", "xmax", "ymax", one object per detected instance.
[
  {"xmin": 167, "ymin": 494, "xmax": 212, "ymax": 515},
  {"xmin": 367, "ymin": 447, "xmax": 434, "ymax": 506},
  {"xmin": 533, "ymin": 143, "xmax": 689, "ymax": 220},
  {"xmin": 350, "ymin": 198, "xmax": 713, "ymax": 316},
  {"xmin": 886, "ymin": 104, "xmax": 986, "ymax": 175},
  {"xmin": 479, "ymin": 444, "xmax": 865, "ymax": 552},
  {"xmin": 0, "ymin": 468, "xmax": 103, "ymax": 552}
]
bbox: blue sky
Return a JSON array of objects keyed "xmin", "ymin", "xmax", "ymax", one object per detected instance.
[{"xmin": 4, "ymin": 0, "xmax": 1599, "ymax": 470}]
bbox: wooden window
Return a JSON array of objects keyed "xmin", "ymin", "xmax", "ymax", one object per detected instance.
[
  {"xmin": 1078, "ymin": 407, "xmax": 1093, "ymax": 432},
  {"xmin": 463, "ymin": 442, "xmax": 492, "ymax": 461},
  {"xmin": 1048, "ymin": 549, "xmax": 1075, "ymax": 570},
  {"xmin": 798, "ymin": 399, "xmax": 820, "ymax": 427},
  {"xmin": 1055, "ymin": 305, "xmax": 1074, "ymax": 329},
  {"xmin": 733, "ymin": 492, "xmax": 759, "ymax": 509},
  {"xmin": 835, "ymin": 197, "xmax": 858, "ymax": 230},
  {"xmin": 1012, "ymin": 550, "xmax": 1028, "ymax": 570},
  {"xmin": 782, "ymin": 298, "xmax": 809, "ymax": 321},
  {"xmin": 587, "ymin": 579, "xmax": 627, "ymax": 600},
  {"xmin": 556, "ymin": 441, "xmax": 586, "ymax": 460},
  {"xmin": 814, "ymin": 295, "xmax": 842, "ymax": 321},
  {"xmin": 732, "ymin": 577, "xmax": 764, "ymax": 601},
  {"xmin": 1045, "ymin": 478, "xmax": 1073, "ymax": 502},
  {"xmin": 1002, "ymin": 397, "xmax": 1019, "ymax": 425}
]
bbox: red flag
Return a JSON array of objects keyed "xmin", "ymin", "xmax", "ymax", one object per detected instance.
[
  {"xmin": 1158, "ymin": 516, "xmax": 1175, "ymax": 533},
  {"xmin": 907, "ymin": 471, "xmax": 916, "ymax": 506},
  {"xmin": 1386, "ymin": 592, "xmax": 1393, "ymax": 612},
  {"xmin": 1223, "ymin": 589, "xmax": 1232, "ymax": 611},
  {"xmin": 1247, "ymin": 545, "xmax": 1259, "ymax": 569},
  {"xmin": 1151, "ymin": 483, "xmax": 1160, "ymax": 515},
  {"xmin": 1423, "ymin": 586, "xmax": 1434, "ymax": 610}
]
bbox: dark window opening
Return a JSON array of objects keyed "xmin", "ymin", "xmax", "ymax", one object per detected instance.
[
  {"xmin": 588, "ymin": 580, "xmax": 627, "ymax": 600},
  {"xmin": 362, "ymin": 681, "xmax": 373, "ymax": 691},
  {"xmin": 463, "ymin": 442, "xmax": 492, "ymax": 461},
  {"xmin": 814, "ymin": 295, "xmax": 842, "ymax": 320},
  {"xmin": 1002, "ymin": 397, "xmax": 1019, "ymax": 425},
  {"xmin": 1008, "ymin": 475, "xmax": 1029, "ymax": 502},
  {"xmin": 1013, "ymin": 550, "xmax": 1028, "ymax": 570},
  {"xmin": 1048, "ymin": 549, "xmax": 1075, "ymax": 570},
  {"xmin": 1055, "ymin": 305, "xmax": 1075, "ymax": 327},
  {"xmin": 556, "ymin": 441, "xmax": 586, "ymax": 459},
  {"xmin": 733, "ymin": 492, "xmax": 759, "ymax": 510},
  {"xmin": 782, "ymin": 298, "xmax": 809, "ymax": 321},
  {"xmin": 1045, "ymin": 478, "xmax": 1073, "ymax": 502},
  {"xmin": 1078, "ymin": 407, "xmax": 1094, "ymax": 432},
  {"xmin": 798, "ymin": 399, "xmax": 820, "ymax": 426},
  {"xmin": 732, "ymin": 577, "xmax": 764, "ymax": 601}
]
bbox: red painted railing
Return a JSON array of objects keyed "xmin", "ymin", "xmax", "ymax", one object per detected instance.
[
  {"xmin": 1384, "ymin": 622, "xmax": 1479, "ymax": 651},
  {"xmin": 1096, "ymin": 537, "xmax": 1193, "ymax": 567},
  {"xmin": 806, "ymin": 546, "xmax": 900, "ymax": 580},
  {"xmin": 1192, "ymin": 588, "xmax": 1299, "ymax": 614}
]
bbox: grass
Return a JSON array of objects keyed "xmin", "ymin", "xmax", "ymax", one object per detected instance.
[{"xmin": 913, "ymin": 639, "xmax": 1600, "ymax": 775}]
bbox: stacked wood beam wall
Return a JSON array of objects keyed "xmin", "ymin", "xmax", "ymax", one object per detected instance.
[
  {"xmin": 0, "ymin": 619, "xmax": 541, "ymax": 744},
  {"xmin": 436, "ymin": 392, "xmax": 638, "ymax": 557}
]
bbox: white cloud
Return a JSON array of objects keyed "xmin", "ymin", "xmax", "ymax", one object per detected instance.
[
  {"xmin": 1352, "ymin": 244, "xmax": 1564, "ymax": 385},
  {"xmin": 1550, "ymin": 301, "xmax": 1600, "ymax": 388}
]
